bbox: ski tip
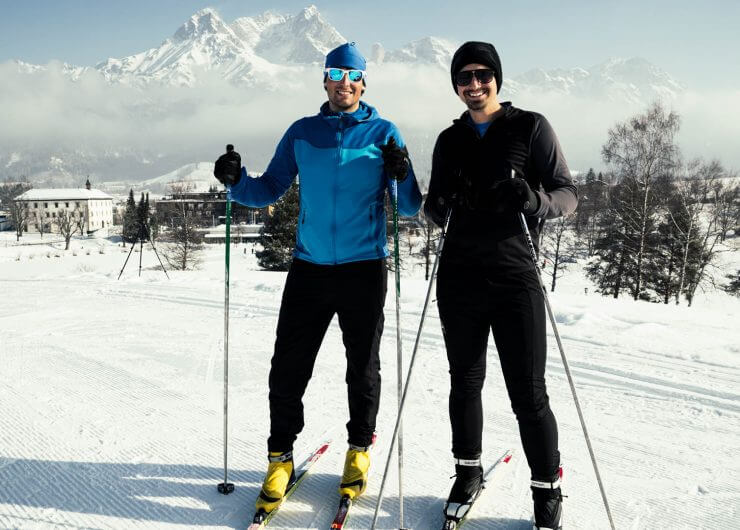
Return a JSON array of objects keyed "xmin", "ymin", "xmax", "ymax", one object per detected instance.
[{"xmin": 503, "ymin": 453, "xmax": 513, "ymax": 464}]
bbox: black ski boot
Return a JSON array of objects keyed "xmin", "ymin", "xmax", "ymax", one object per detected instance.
[
  {"xmin": 444, "ymin": 457, "xmax": 484, "ymax": 522},
  {"xmin": 532, "ymin": 469, "xmax": 563, "ymax": 530}
]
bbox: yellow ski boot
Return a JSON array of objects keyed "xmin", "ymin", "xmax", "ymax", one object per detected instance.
[
  {"xmin": 338, "ymin": 444, "xmax": 371, "ymax": 499},
  {"xmin": 255, "ymin": 451, "xmax": 295, "ymax": 514}
]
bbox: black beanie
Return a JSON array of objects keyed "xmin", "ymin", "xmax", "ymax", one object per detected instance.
[{"xmin": 450, "ymin": 41, "xmax": 502, "ymax": 94}]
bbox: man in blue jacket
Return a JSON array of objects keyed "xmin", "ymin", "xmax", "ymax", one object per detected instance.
[{"xmin": 214, "ymin": 42, "xmax": 421, "ymax": 517}]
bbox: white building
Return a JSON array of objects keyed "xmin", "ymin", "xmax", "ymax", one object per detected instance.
[{"xmin": 14, "ymin": 181, "xmax": 114, "ymax": 235}]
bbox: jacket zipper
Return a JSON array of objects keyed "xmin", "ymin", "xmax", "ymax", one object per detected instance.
[{"xmin": 333, "ymin": 117, "xmax": 344, "ymax": 264}]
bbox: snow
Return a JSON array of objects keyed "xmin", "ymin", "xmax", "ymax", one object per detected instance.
[
  {"xmin": 15, "ymin": 188, "xmax": 114, "ymax": 201},
  {"xmin": 1, "ymin": 231, "xmax": 738, "ymax": 529}
]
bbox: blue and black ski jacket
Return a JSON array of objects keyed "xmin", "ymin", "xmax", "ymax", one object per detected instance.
[{"xmin": 230, "ymin": 101, "xmax": 422, "ymax": 265}]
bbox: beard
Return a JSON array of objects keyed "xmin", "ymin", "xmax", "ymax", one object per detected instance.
[{"xmin": 463, "ymin": 88, "xmax": 490, "ymax": 111}]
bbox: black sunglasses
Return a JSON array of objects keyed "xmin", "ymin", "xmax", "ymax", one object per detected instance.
[{"xmin": 455, "ymin": 69, "xmax": 495, "ymax": 86}]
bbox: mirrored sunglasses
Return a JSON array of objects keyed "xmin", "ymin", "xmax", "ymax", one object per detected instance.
[
  {"xmin": 455, "ymin": 69, "xmax": 495, "ymax": 86},
  {"xmin": 324, "ymin": 68, "xmax": 366, "ymax": 83}
]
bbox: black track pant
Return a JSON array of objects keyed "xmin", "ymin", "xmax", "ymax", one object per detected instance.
[
  {"xmin": 437, "ymin": 266, "xmax": 560, "ymax": 479},
  {"xmin": 267, "ymin": 258, "xmax": 387, "ymax": 452}
]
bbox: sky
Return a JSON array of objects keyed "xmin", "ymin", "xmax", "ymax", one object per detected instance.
[{"xmin": 1, "ymin": 0, "xmax": 739, "ymax": 88}]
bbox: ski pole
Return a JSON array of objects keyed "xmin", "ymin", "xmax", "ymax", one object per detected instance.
[
  {"xmin": 217, "ymin": 187, "xmax": 235, "ymax": 495},
  {"xmin": 512, "ymin": 170, "xmax": 615, "ymax": 529},
  {"xmin": 391, "ymin": 180, "xmax": 407, "ymax": 529},
  {"xmin": 371, "ymin": 207, "xmax": 452, "ymax": 530}
]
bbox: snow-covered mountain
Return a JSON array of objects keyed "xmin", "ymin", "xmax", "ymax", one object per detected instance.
[
  {"xmin": 12, "ymin": 5, "xmax": 683, "ymax": 99},
  {"xmin": 375, "ymin": 37, "xmax": 457, "ymax": 68},
  {"xmin": 94, "ymin": 6, "xmax": 344, "ymax": 87},
  {"xmin": 504, "ymin": 57, "xmax": 684, "ymax": 103}
]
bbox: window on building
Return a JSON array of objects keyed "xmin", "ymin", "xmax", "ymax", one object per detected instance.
[
  {"xmin": 55, "ymin": 202, "xmax": 58, "ymax": 208},
  {"xmin": 65, "ymin": 202, "xmax": 69, "ymax": 208},
  {"xmin": 44, "ymin": 203, "xmax": 48, "ymax": 208},
  {"xmin": 34, "ymin": 203, "xmax": 38, "ymax": 208},
  {"xmin": 76, "ymin": 202, "xmax": 80, "ymax": 207},
  {"xmin": 46, "ymin": 212, "xmax": 50, "ymax": 218}
]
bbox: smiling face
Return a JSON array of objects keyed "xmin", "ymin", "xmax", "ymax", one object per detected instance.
[
  {"xmin": 325, "ymin": 66, "xmax": 363, "ymax": 113},
  {"xmin": 456, "ymin": 62, "xmax": 499, "ymax": 114}
]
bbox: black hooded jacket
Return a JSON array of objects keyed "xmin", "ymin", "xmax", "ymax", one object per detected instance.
[{"xmin": 424, "ymin": 102, "xmax": 578, "ymax": 272}]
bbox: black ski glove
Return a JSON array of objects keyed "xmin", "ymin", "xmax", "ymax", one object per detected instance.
[
  {"xmin": 490, "ymin": 177, "xmax": 539, "ymax": 215},
  {"xmin": 214, "ymin": 144, "xmax": 242, "ymax": 187},
  {"xmin": 379, "ymin": 137, "xmax": 410, "ymax": 181}
]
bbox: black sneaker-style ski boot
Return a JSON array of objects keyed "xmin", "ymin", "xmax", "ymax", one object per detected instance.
[
  {"xmin": 444, "ymin": 457, "xmax": 484, "ymax": 521},
  {"xmin": 532, "ymin": 469, "xmax": 563, "ymax": 530}
]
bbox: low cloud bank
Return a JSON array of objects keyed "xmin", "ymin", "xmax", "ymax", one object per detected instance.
[{"xmin": 1, "ymin": 61, "xmax": 738, "ymax": 183}]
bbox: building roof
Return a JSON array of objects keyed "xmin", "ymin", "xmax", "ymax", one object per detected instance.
[{"xmin": 15, "ymin": 188, "xmax": 114, "ymax": 201}]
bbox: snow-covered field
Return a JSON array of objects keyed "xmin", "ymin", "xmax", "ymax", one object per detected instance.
[{"xmin": 1, "ymin": 232, "xmax": 738, "ymax": 529}]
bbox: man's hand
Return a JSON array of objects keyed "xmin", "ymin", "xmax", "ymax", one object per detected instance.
[
  {"xmin": 490, "ymin": 177, "xmax": 539, "ymax": 215},
  {"xmin": 214, "ymin": 144, "xmax": 242, "ymax": 187},
  {"xmin": 379, "ymin": 137, "xmax": 409, "ymax": 182}
]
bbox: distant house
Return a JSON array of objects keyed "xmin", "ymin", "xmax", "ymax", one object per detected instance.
[
  {"xmin": 0, "ymin": 211, "xmax": 10, "ymax": 231},
  {"xmin": 155, "ymin": 190, "xmax": 268, "ymax": 227},
  {"xmin": 14, "ymin": 180, "xmax": 114, "ymax": 234}
]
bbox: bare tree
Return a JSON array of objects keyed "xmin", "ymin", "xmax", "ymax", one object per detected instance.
[
  {"xmin": 415, "ymin": 212, "xmax": 441, "ymax": 281},
  {"xmin": 541, "ymin": 215, "xmax": 577, "ymax": 292},
  {"xmin": 162, "ymin": 182, "xmax": 204, "ymax": 270},
  {"xmin": 713, "ymin": 176, "xmax": 739, "ymax": 241},
  {"xmin": 10, "ymin": 200, "xmax": 29, "ymax": 241},
  {"xmin": 682, "ymin": 170, "xmax": 735, "ymax": 306},
  {"xmin": 75, "ymin": 208, "xmax": 87, "ymax": 237},
  {"xmin": 601, "ymin": 102, "xmax": 681, "ymax": 300},
  {"xmin": 35, "ymin": 211, "xmax": 49, "ymax": 239},
  {"xmin": 56, "ymin": 209, "xmax": 79, "ymax": 250}
]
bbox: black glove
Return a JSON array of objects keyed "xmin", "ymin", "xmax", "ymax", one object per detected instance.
[
  {"xmin": 214, "ymin": 144, "xmax": 242, "ymax": 187},
  {"xmin": 379, "ymin": 137, "xmax": 409, "ymax": 181},
  {"xmin": 490, "ymin": 177, "xmax": 539, "ymax": 215}
]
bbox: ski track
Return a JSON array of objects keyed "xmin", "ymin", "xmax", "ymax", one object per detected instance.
[
  {"xmin": 1, "ymin": 274, "xmax": 738, "ymax": 529},
  {"xmin": 101, "ymin": 285, "xmax": 740, "ymax": 416}
]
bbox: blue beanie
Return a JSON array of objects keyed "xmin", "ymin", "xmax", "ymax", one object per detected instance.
[{"xmin": 325, "ymin": 42, "xmax": 366, "ymax": 70}]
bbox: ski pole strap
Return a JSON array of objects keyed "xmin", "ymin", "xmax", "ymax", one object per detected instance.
[
  {"xmin": 454, "ymin": 457, "xmax": 481, "ymax": 467},
  {"xmin": 268, "ymin": 451, "xmax": 293, "ymax": 463},
  {"xmin": 531, "ymin": 477, "xmax": 561, "ymax": 490}
]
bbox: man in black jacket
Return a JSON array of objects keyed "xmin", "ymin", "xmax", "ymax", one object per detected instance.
[{"xmin": 424, "ymin": 41, "xmax": 577, "ymax": 530}]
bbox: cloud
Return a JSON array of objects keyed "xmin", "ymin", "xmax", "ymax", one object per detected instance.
[{"xmin": 1, "ymin": 60, "xmax": 738, "ymax": 184}]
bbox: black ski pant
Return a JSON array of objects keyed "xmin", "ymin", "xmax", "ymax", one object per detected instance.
[
  {"xmin": 267, "ymin": 257, "xmax": 387, "ymax": 452},
  {"xmin": 437, "ymin": 266, "xmax": 560, "ymax": 479}
]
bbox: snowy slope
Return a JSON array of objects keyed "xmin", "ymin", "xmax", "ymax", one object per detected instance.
[
  {"xmin": 1, "ymin": 232, "xmax": 738, "ymax": 529},
  {"xmin": 135, "ymin": 162, "xmax": 218, "ymax": 194}
]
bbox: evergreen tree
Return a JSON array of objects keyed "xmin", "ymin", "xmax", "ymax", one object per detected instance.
[
  {"xmin": 586, "ymin": 182, "xmax": 635, "ymax": 298},
  {"xmin": 257, "ymin": 182, "xmax": 299, "ymax": 271},
  {"xmin": 136, "ymin": 192, "xmax": 151, "ymax": 237},
  {"xmin": 122, "ymin": 189, "xmax": 138, "ymax": 245}
]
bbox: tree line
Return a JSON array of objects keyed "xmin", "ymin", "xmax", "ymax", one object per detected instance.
[{"xmin": 539, "ymin": 102, "xmax": 739, "ymax": 304}]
